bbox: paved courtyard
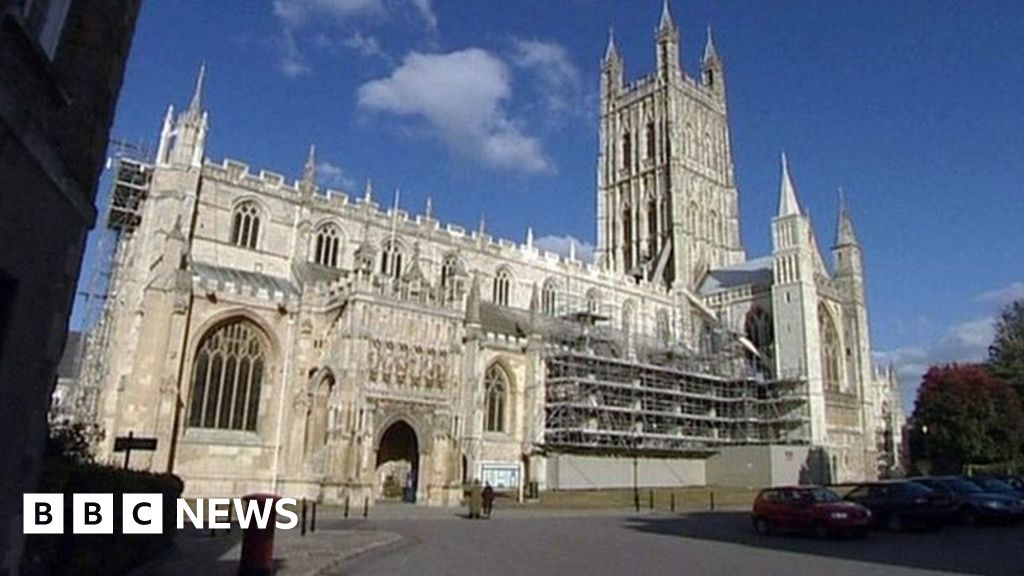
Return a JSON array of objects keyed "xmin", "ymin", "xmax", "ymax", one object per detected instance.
[{"xmin": 328, "ymin": 505, "xmax": 1024, "ymax": 576}]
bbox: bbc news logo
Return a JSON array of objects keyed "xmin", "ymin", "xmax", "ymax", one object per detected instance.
[{"xmin": 24, "ymin": 494, "xmax": 299, "ymax": 534}]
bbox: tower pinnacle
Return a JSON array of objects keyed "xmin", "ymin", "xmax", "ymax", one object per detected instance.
[
  {"xmin": 835, "ymin": 188, "xmax": 859, "ymax": 246},
  {"xmin": 659, "ymin": 0, "xmax": 675, "ymax": 32},
  {"xmin": 703, "ymin": 25, "xmax": 720, "ymax": 63},
  {"xmin": 604, "ymin": 27, "xmax": 620, "ymax": 63},
  {"xmin": 778, "ymin": 152, "xmax": 802, "ymax": 217},
  {"xmin": 302, "ymin": 144, "xmax": 317, "ymax": 186},
  {"xmin": 188, "ymin": 63, "xmax": 206, "ymax": 117}
]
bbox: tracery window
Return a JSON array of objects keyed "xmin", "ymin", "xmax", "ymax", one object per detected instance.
[
  {"xmin": 188, "ymin": 319, "xmax": 266, "ymax": 431},
  {"xmin": 484, "ymin": 363, "xmax": 509, "ymax": 433},
  {"xmin": 313, "ymin": 223, "xmax": 342, "ymax": 268},
  {"xmin": 819, "ymin": 304, "xmax": 841, "ymax": 389},
  {"xmin": 493, "ymin": 268, "xmax": 512, "ymax": 307},
  {"xmin": 541, "ymin": 279, "xmax": 558, "ymax": 316},
  {"xmin": 380, "ymin": 240, "xmax": 403, "ymax": 279},
  {"xmin": 230, "ymin": 202, "xmax": 261, "ymax": 249}
]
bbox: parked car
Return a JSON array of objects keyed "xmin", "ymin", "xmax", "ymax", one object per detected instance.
[
  {"xmin": 842, "ymin": 481, "xmax": 948, "ymax": 531},
  {"xmin": 967, "ymin": 476, "xmax": 1024, "ymax": 501},
  {"xmin": 913, "ymin": 476, "xmax": 1024, "ymax": 525},
  {"xmin": 752, "ymin": 486, "xmax": 871, "ymax": 538},
  {"xmin": 997, "ymin": 475, "xmax": 1024, "ymax": 491}
]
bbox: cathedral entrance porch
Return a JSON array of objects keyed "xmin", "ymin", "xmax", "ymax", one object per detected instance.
[{"xmin": 375, "ymin": 420, "xmax": 420, "ymax": 503}]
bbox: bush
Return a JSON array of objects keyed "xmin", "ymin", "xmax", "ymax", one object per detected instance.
[{"xmin": 21, "ymin": 424, "xmax": 184, "ymax": 576}]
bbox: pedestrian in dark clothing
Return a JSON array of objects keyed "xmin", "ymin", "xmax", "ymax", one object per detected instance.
[{"xmin": 482, "ymin": 482, "xmax": 495, "ymax": 518}]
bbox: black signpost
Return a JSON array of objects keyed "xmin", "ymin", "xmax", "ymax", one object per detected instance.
[{"xmin": 113, "ymin": 431, "xmax": 158, "ymax": 469}]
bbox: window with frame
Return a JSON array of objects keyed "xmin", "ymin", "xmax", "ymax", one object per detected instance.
[
  {"xmin": 586, "ymin": 289, "xmax": 601, "ymax": 316},
  {"xmin": 14, "ymin": 0, "xmax": 71, "ymax": 58},
  {"xmin": 541, "ymin": 279, "xmax": 557, "ymax": 316},
  {"xmin": 188, "ymin": 320, "xmax": 266, "ymax": 431},
  {"xmin": 440, "ymin": 254, "xmax": 462, "ymax": 292},
  {"xmin": 313, "ymin": 223, "xmax": 342, "ymax": 268},
  {"xmin": 380, "ymin": 240, "xmax": 403, "ymax": 279},
  {"xmin": 819, "ymin": 304, "xmax": 841, "ymax": 390},
  {"xmin": 493, "ymin": 268, "xmax": 512, "ymax": 307},
  {"xmin": 484, "ymin": 363, "xmax": 509, "ymax": 433},
  {"xmin": 230, "ymin": 202, "xmax": 261, "ymax": 250},
  {"xmin": 745, "ymin": 307, "xmax": 774, "ymax": 376}
]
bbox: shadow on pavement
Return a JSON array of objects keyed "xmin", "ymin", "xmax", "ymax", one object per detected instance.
[{"xmin": 623, "ymin": 511, "xmax": 1024, "ymax": 576}]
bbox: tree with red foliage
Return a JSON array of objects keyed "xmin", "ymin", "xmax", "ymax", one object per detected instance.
[{"xmin": 910, "ymin": 363, "xmax": 1024, "ymax": 474}]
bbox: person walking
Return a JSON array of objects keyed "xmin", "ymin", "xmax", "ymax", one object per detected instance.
[{"xmin": 482, "ymin": 482, "xmax": 495, "ymax": 518}]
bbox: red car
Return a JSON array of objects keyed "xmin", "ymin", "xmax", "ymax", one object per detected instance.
[{"xmin": 752, "ymin": 486, "xmax": 872, "ymax": 538}]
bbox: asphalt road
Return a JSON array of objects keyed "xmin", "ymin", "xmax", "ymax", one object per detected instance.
[{"xmin": 329, "ymin": 507, "xmax": 1024, "ymax": 576}]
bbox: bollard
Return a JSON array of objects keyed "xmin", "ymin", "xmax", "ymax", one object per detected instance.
[
  {"xmin": 311, "ymin": 502, "xmax": 317, "ymax": 533},
  {"xmin": 301, "ymin": 498, "xmax": 307, "ymax": 536},
  {"xmin": 649, "ymin": 490, "xmax": 654, "ymax": 510},
  {"xmin": 344, "ymin": 496, "xmax": 350, "ymax": 518},
  {"xmin": 709, "ymin": 491, "xmax": 716, "ymax": 511},
  {"xmin": 671, "ymin": 493, "xmax": 676, "ymax": 512},
  {"xmin": 363, "ymin": 497, "xmax": 369, "ymax": 518},
  {"xmin": 238, "ymin": 493, "xmax": 279, "ymax": 576}
]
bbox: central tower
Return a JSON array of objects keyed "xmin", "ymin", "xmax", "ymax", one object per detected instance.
[{"xmin": 596, "ymin": 2, "xmax": 745, "ymax": 290}]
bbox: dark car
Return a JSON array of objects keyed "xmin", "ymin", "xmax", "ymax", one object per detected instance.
[
  {"xmin": 842, "ymin": 481, "xmax": 947, "ymax": 531},
  {"xmin": 997, "ymin": 475, "xmax": 1024, "ymax": 491},
  {"xmin": 967, "ymin": 476, "xmax": 1024, "ymax": 501},
  {"xmin": 752, "ymin": 486, "xmax": 871, "ymax": 538},
  {"xmin": 913, "ymin": 476, "xmax": 1024, "ymax": 525}
]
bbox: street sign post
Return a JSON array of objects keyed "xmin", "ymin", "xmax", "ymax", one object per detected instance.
[{"xmin": 113, "ymin": 431, "xmax": 158, "ymax": 469}]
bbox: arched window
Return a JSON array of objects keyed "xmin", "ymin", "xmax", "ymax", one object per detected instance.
[
  {"xmin": 493, "ymin": 268, "xmax": 512, "ymax": 307},
  {"xmin": 645, "ymin": 122, "xmax": 656, "ymax": 160},
  {"xmin": 313, "ymin": 223, "xmax": 342, "ymax": 268},
  {"xmin": 440, "ymin": 254, "xmax": 461, "ymax": 291},
  {"xmin": 622, "ymin": 202, "xmax": 633, "ymax": 273},
  {"xmin": 188, "ymin": 319, "xmax": 266, "ymax": 431},
  {"xmin": 585, "ymin": 288, "xmax": 601, "ymax": 316},
  {"xmin": 656, "ymin": 309, "xmax": 670, "ymax": 342},
  {"xmin": 541, "ymin": 279, "xmax": 558, "ymax": 316},
  {"xmin": 381, "ymin": 240, "xmax": 403, "ymax": 279},
  {"xmin": 231, "ymin": 202, "xmax": 261, "ymax": 249},
  {"xmin": 484, "ymin": 363, "xmax": 509, "ymax": 433},
  {"xmin": 745, "ymin": 307, "xmax": 774, "ymax": 376},
  {"xmin": 621, "ymin": 300, "xmax": 636, "ymax": 338},
  {"xmin": 622, "ymin": 131, "xmax": 632, "ymax": 174},
  {"xmin": 819, "ymin": 304, "xmax": 841, "ymax": 390}
]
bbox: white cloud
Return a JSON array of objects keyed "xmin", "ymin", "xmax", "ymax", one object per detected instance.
[
  {"xmin": 509, "ymin": 38, "xmax": 582, "ymax": 114},
  {"xmin": 978, "ymin": 281, "xmax": 1024, "ymax": 306},
  {"xmin": 273, "ymin": 0, "xmax": 385, "ymax": 27},
  {"xmin": 316, "ymin": 160, "xmax": 356, "ymax": 191},
  {"xmin": 875, "ymin": 317, "xmax": 995, "ymax": 414},
  {"xmin": 343, "ymin": 30, "xmax": 383, "ymax": 58},
  {"xmin": 410, "ymin": 0, "xmax": 437, "ymax": 31},
  {"xmin": 277, "ymin": 30, "xmax": 310, "ymax": 78},
  {"xmin": 358, "ymin": 49, "xmax": 552, "ymax": 174},
  {"xmin": 534, "ymin": 235, "xmax": 595, "ymax": 263}
]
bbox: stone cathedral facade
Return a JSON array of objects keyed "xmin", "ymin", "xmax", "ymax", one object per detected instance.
[{"xmin": 93, "ymin": 4, "xmax": 902, "ymax": 505}]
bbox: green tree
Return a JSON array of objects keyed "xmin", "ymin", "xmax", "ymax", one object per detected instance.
[
  {"xmin": 910, "ymin": 363, "xmax": 1024, "ymax": 474},
  {"xmin": 989, "ymin": 299, "xmax": 1024, "ymax": 396}
]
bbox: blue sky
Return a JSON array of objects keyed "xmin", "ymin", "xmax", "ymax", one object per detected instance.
[{"xmin": 71, "ymin": 0, "xmax": 1024, "ymax": 412}]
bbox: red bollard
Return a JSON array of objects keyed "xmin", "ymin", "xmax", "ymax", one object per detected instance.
[{"xmin": 238, "ymin": 493, "xmax": 279, "ymax": 576}]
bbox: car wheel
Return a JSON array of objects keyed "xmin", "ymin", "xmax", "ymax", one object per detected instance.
[
  {"xmin": 960, "ymin": 507, "xmax": 978, "ymax": 527},
  {"xmin": 754, "ymin": 517, "xmax": 772, "ymax": 535},
  {"xmin": 812, "ymin": 521, "xmax": 829, "ymax": 539},
  {"xmin": 886, "ymin": 512, "xmax": 903, "ymax": 532}
]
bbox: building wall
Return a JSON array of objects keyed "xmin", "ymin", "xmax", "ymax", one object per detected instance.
[
  {"xmin": 546, "ymin": 454, "xmax": 705, "ymax": 490},
  {"xmin": 0, "ymin": 1, "xmax": 141, "ymax": 572}
]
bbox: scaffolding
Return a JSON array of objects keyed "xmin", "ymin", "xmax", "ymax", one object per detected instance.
[{"xmin": 543, "ymin": 315, "xmax": 810, "ymax": 456}]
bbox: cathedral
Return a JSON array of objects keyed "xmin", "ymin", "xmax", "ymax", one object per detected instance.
[{"xmin": 92, "ymin": 3, "xmax": 902, "ymax": 505}]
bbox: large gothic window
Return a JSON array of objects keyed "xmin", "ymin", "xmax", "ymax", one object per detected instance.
[
  {"xmin": 188, "ymin": 320, "xmax": 266, "ymax": 431},
  {"xmin": 645, "ymin": 122, "xmax": 656, "ymax": 160},
  {"xmin": 622, "ymin": 203, "xmax": 634, "ymax": 273},
  {"xmin": 484, "ymin": 363, "xmax": 509, "ymax": 433},
  {"xmin": 541, "ymin": 279, "xmax": 558, "ymax": 316},
  {"xmin": 493, "ymin": 268, "xmax": 512, "ymax": 307},
  {"xmin": 819, "ymin": 304, "xmax": 841, "ymax": 390},
  {"xmin": 656, "ymin": 309, "xmax": 671, "ymax": 342},
  {"xmin": 313, "ymin": 223, "xmax": 342, "ymax": 268},
  {"xmin": 745, "ymin": 307, "xmax": 774, "ymax": 376},
  {"xmin": 231, "ymin": 202, "xmax": 261, "ymax": 249},
  {"xmin": 622, "ymin": 132, "xmax": 632, "ymax": 174},
  {"xmin": 380, "ymin": 240, "xmax": 403, "ymax": 279}
]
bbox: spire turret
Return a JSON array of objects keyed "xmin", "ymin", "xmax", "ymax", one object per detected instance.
[
  {"xmin": 658, "ymin": 0, "xmax": 676, "ymax": 32},
  {"xmin": 363, "ymin": 179, "xmax": 374, "ymax": 203},
  {"xmin": 604, "ymin": 27, "xmax": 621, "ymax": 63},
  {"xmin": 778, "ymin": 152, "xmax": 801, "ymax": 217},
  {"xmin": 835, "ymin": 188, "xmax": 858, "ymax": 246},
  {"xmin": 655, "ymin": 0, "xmax": 681, "ymax": 82},
  {"xmin": 301, "ymin": 144, "xmax": 317, "ymax": 188},
  {"xmin": 188, "ymin": 63, "xmax": 205, "ymax": 118}
]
